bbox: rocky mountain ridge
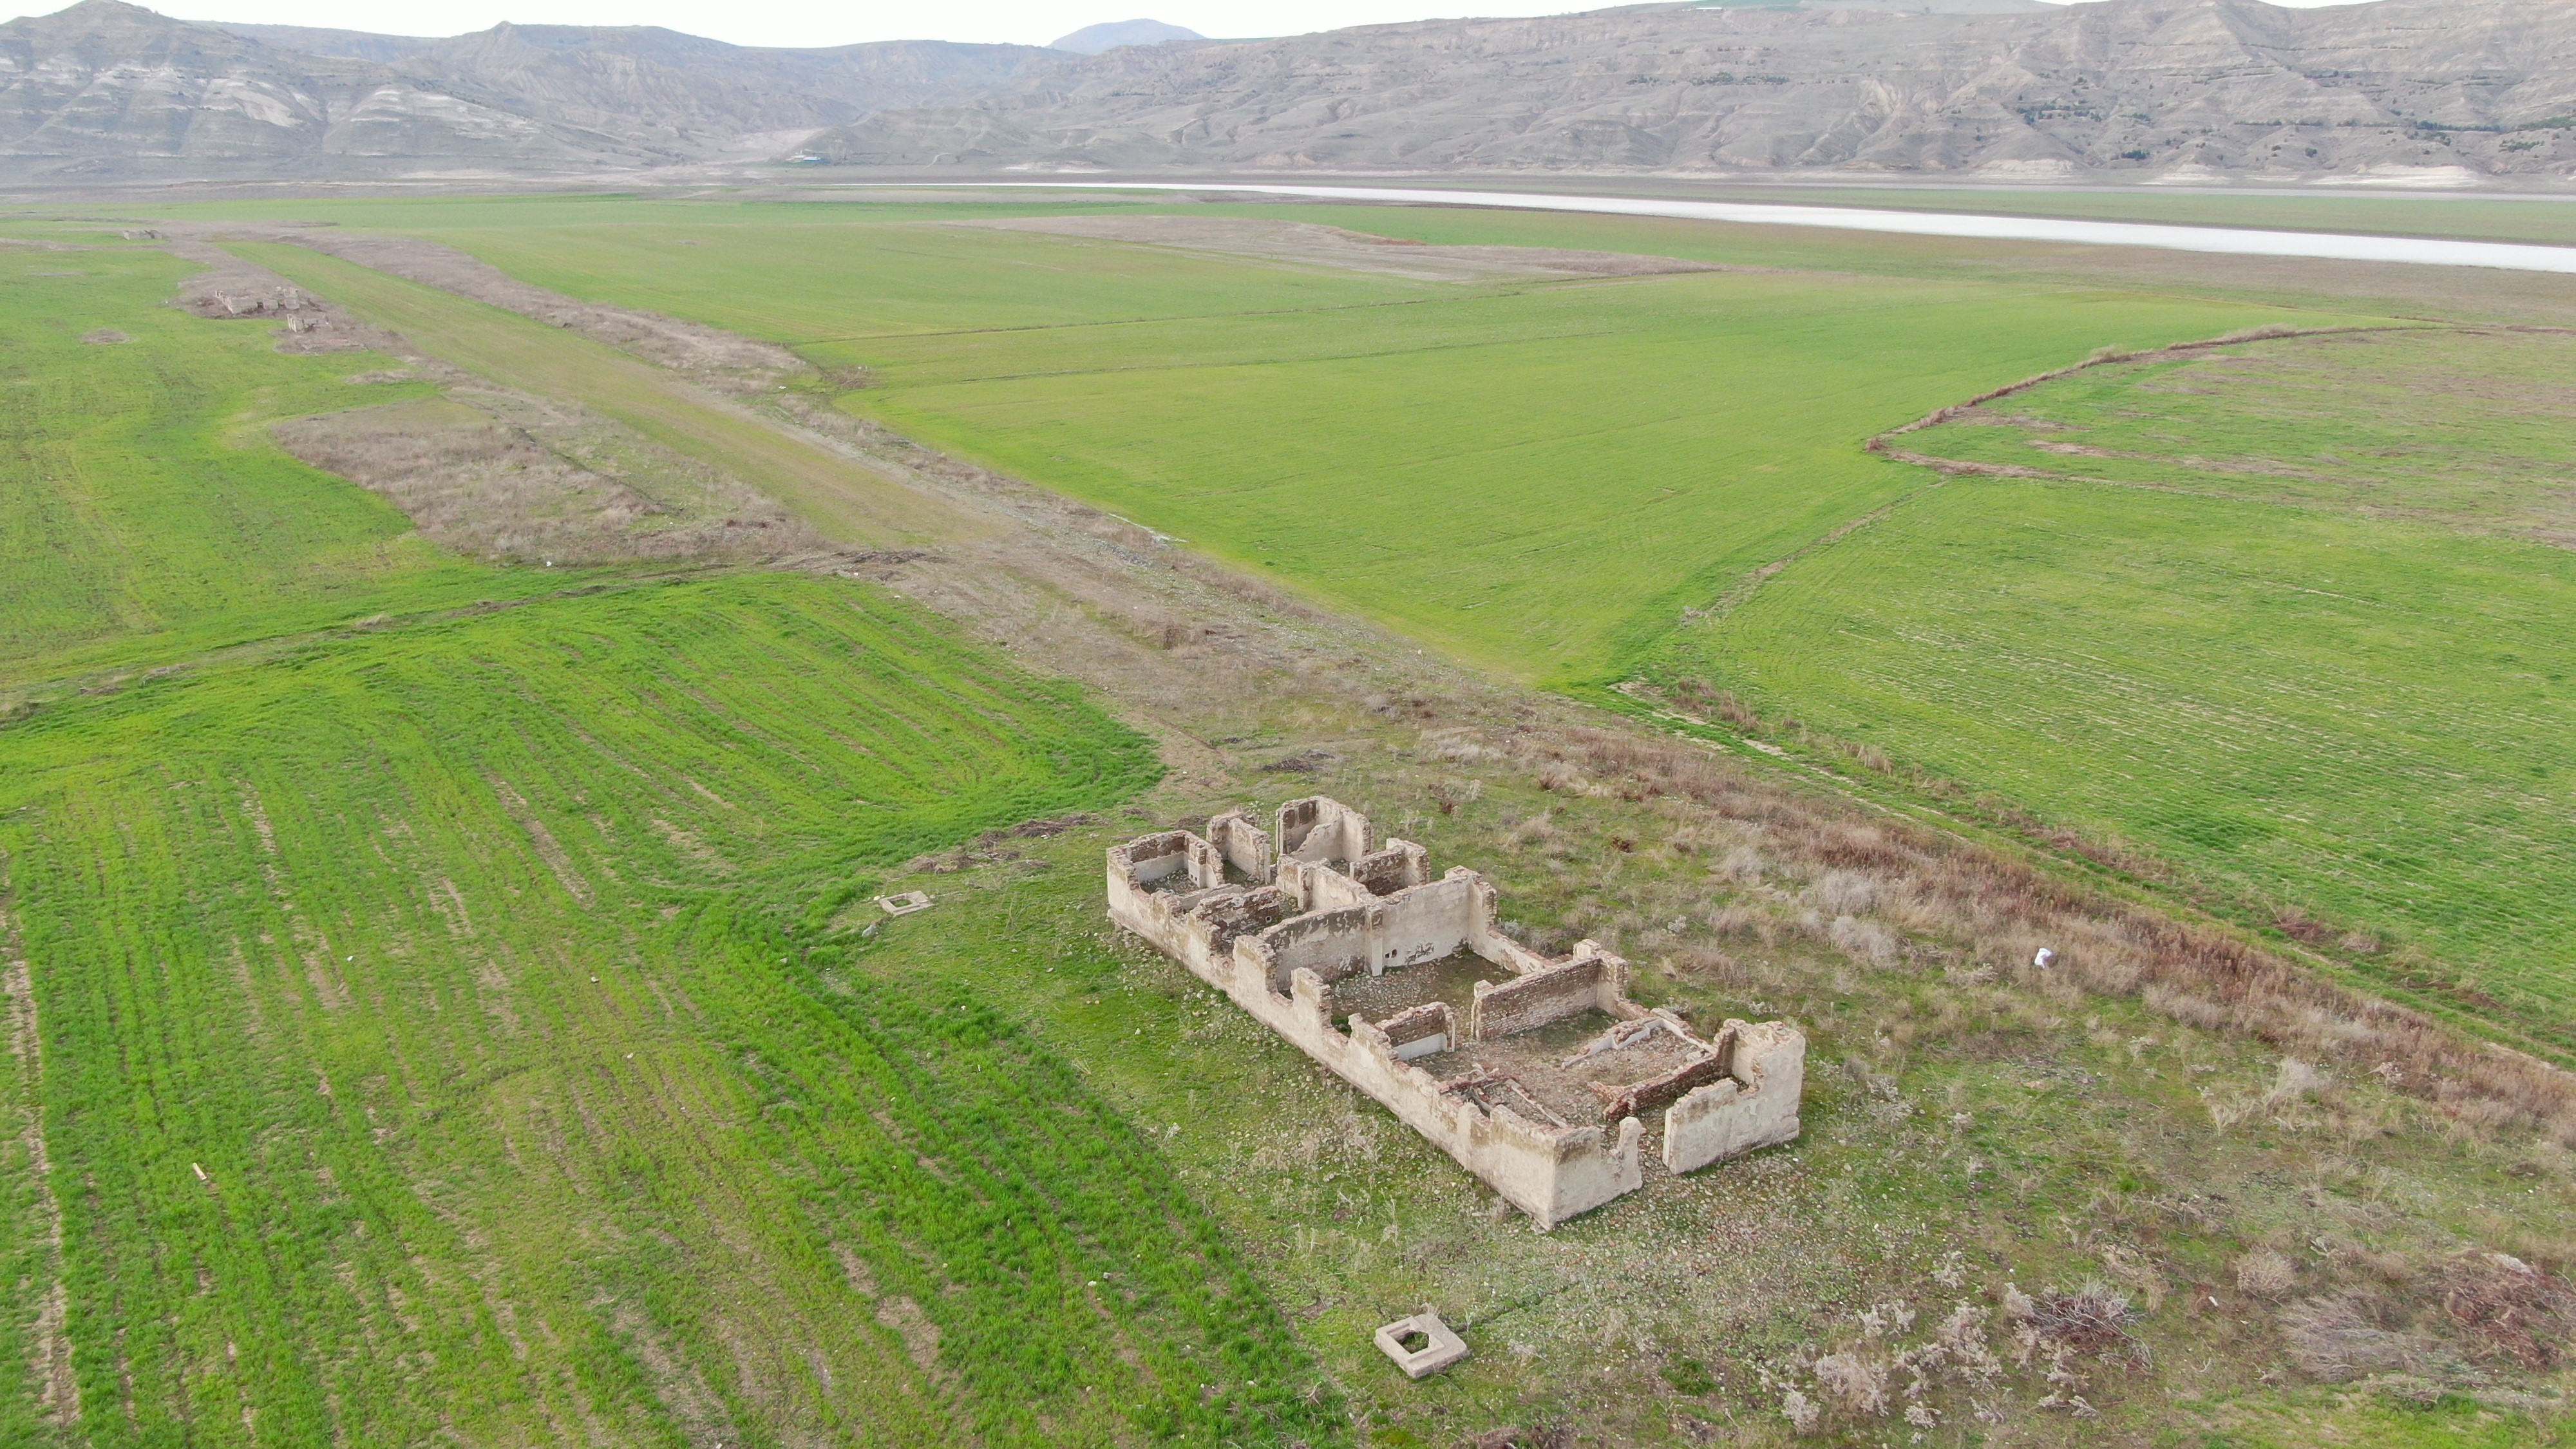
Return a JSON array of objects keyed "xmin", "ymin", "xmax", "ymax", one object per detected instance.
[
  {"xmin": 4, "ymin": 0, "xmax": 2571, "ymax": 184},
  {"xmin": 0, "ymin": 0, "xmax": 1055, "ymax": 178},
  {"xmin": 848, "ymin": 0, "xmax": 2576, "ymax": 178}
]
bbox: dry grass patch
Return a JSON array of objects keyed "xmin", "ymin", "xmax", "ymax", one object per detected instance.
[{"xmin": 272, "ymin": 393, "xmax": 822, "ymax": 565}]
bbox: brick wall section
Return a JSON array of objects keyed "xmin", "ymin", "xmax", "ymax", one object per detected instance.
[{"xmin": 1470, "ymin": 951, "xmax": 1627, "ymax": 1041}]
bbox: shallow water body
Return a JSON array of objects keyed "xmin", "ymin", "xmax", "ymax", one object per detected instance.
[{"xmin": 965, "ymin": 180, "xmax": 2576, "ymax": 274}]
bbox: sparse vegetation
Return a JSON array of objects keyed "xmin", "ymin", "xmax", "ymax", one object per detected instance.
[{"xmin": 851, "ymin": 708, "xmax": 2576, "ymax": 1445}]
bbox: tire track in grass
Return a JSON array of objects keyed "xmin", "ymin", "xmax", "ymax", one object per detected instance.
[
  {"xmin": 0, "ymin": 857, "xmax": 73, "ymax": 1434},
  {"xmin": 0, "ymin": 576, "xmax": 1339, "ymax": 1445}
]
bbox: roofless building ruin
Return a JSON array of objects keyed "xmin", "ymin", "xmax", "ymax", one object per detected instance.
[{"xmin": 1107, "ymin": 797, "xmax": 1805, "ymax": 1229}]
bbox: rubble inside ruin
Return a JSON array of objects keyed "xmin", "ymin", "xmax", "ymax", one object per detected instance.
[{"xmin": 1107, "ymin": 797, "xmax": 1804, "ymax": 1229}]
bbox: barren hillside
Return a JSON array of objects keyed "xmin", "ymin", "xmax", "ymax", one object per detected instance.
[
  {"xmin": 4, "ymin": 0, "xmax": 2573, "ymax": 184},
  {"xmin": 806, "ymin": 0, "xmax": 2576, "ymax": 177}
]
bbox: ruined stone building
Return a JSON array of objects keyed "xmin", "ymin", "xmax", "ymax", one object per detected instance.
[{"xmin": 1107, "ymin": 798, "xmax": 1804, "ymax": 1229}]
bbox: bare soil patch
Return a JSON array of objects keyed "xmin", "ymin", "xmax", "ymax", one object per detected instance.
[
  {"xmin": 964, "ymin": 214, "xmax": 1727, "ymax": 283},
  {"xmin": 156, "ymin": 237, "xmax": 828, "ymax": 567},
  {"xmin": 272, "ymin": 395, "xmax": 822, "ymax": 565}
]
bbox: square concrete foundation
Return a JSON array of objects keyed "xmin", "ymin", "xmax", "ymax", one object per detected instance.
[{"xmin": 1374, "ymin": 1309, "xmax": 1470, "ymax": 1380}]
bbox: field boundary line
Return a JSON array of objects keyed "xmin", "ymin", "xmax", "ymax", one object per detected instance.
[
  {"xmin": 1687, "ymin": 488, "xmax": 1933, "ymax": 637},
  {"xmin": 1864, "ymin": 321, "xmax": 2446, "ymax": 464},
  {"xmin": 0, "ymin": 857, "xmax": 75, "ymax": 1426},
  {"xmin": 1664, "ymin": 326, "xmax": 2423, "ymax": 642}
]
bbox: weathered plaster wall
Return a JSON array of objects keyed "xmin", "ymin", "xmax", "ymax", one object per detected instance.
[
  {"xmin": 1208, "ymin": 810, "xmax": 1273, "ymax": 882},
  {"xmin": 1277, "ymin": 796, "xmax": 1370, "ymax": 867},
  {"xmin": 1663, "ymin": 1019, "xmax": 1806, "ymax": 1173}
]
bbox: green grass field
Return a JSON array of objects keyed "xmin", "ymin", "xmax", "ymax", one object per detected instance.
[
  {"xmin": 1645, "ymin": 327, "xmax": 2576, "ymax": 1037},
  {"xmin": 155, "ymin": 193, "xmax": 2576, "ymax": 1023},
  {"xmin": 0, "ymin": 227, "xmax": 1358, "ymax": 1446},
  {"xmin": 844, "ymin": 264, "xmax": 2318, "ymax": 682},
  {"xmin": 151, "ymin": 195, "xmax": 2576, "ymax": 1034},
  {"xmin": 0, "ymin": 243, "xmax": 549, "ymax": 688},
  {"xmin": 163, "ymin": 197, "xmax": 2346, "ymax": 682}
]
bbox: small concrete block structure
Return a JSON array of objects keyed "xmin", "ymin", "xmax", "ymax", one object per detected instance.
[
  {"xmin": 876, "ymin": 891, "xmax": 934, "ymax": 916},
  {"xmin": 1106, "ymin": 797, "xmax": 1804, "ymax": 1229},
  {"xmin": 1374, "ymin": 1308, "xmax": 1470, "ymax": 1380}
]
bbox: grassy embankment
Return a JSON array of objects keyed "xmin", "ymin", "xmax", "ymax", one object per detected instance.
[
  {"xmin": 0, "ymin": 227, "xmax": 1334, "ymax": 1446},
  {"xmin": 205, "ymin": 194, "xmax": 2576, "ymax": 1048}
]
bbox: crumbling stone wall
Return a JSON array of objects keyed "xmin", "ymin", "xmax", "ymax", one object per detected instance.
[
  {"xmin": 1106, "ymin": 798, "xmax": 1804, "ymax": 1229},
  {"xmin": 1208, "ymin": 810, "xmax": 1273, "ymax": 882},
  {"xmin": 1276, "ymin": 795, "xmax": 1370, "ymax": 866},
  {"xmin": 1663, "ymin": 1020, "xmax": 1804, "ymax": 1173},
  {"xmin": 1470, "ymin": 949, "xmax": 1626, "ymax": 1040}
]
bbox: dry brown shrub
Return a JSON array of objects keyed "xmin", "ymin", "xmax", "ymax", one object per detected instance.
[
  {"xmin": 2274, "ymin": 907, "xmax": 2336, "ymax": 945},
  {"xmin": 1829, "ymin": 916, "xmax": 1899, "ymax": 966},
  {"xmin": 2023, "ymin": 1284, "xmax": 2146, "ymax": 1366},
  {"xmin": 2278, "ymin": 1295, "xmax": 2453, "ymax": 1383},
  {"xmin": 1811, "ymin": 1351, "xmax": 1890, "ymax": 1416},
  {"xmin": 1707, "ymin": 902, "xmax": 1775, "ymax": 946},
  {"xmin": 1715, "ymin": 846, "xmax": 1766, "ymax": 884},
  {"xmin": 2440, "ymin": 1254, "xmax": 2576, "ymax": 1370},
  {"xmin": 2143, "ymin": 984, "xmax": 2231, "ymax": 1032},
  {"xmin": 2235, "ymin": 1248, "xmax": 2297, "ymax": 1298},
  {"xmin": 1672, "ymin": 945, "xmax": 1745, "ymax": 983},
  {"xmin": 1809, "ymin": 868, "xmax": 1880, "ymax": 915}
]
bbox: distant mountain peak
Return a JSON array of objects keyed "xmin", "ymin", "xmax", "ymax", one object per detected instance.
[{"xmin": 1048, "ymin": 18, "xmax": 1203, "ymax": 53}]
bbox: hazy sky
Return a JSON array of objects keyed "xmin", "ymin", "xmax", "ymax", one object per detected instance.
[{"xmin": 154, "ymin": 0, "xmax": 2382, "ymax": 51}]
